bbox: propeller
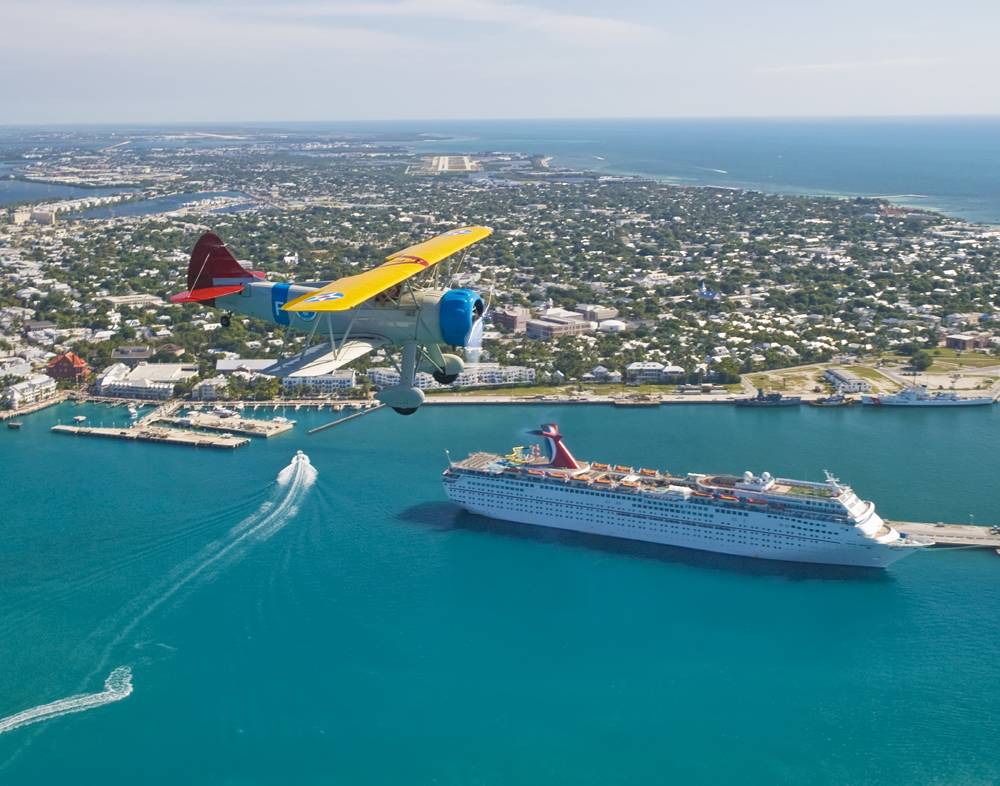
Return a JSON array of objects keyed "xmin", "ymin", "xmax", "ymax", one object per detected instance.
[{"xmin": 464, "ymin": 292, "xmax": 491, "ymax": 365}]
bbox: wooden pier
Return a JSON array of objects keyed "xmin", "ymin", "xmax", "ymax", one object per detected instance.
[
  {"xmin": 52, "ymin": 424, "xmax": 249, "ymax": 449},
  {"xmin": 889, "ymin": 521, "xmax": 1000, "ymax": 549},
  {"xmin": 308, "ymin": 403, "xmax": 383, "ymax": 434},
  {"xmin": 0, "ymin": 392, "xmax": 70, "ymax": 421},
  {"xmin": 154, "ymin": 412, "xmax": 294, "ymax": 438}
]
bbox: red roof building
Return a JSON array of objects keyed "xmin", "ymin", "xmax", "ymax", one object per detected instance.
[{"xmin": 47, "ymin": 351, "xmax": 90, "ymax": 380}]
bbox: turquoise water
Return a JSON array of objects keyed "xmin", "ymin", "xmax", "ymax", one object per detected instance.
[
  {"xmin": 0, "ymin": 162, "xmax": 133, "ymax": 207},
  {"xmin": 311, "ymin": 117, "xmax": 1000, "ymax": 224},
  {"xmin": 1, "ymin": 402, "xmax": 998, "ymax": 784}
]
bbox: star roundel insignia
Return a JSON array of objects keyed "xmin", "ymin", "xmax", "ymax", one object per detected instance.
[{"xmin": 308, "ymin": 291, "xmax": 345, "ymax": 302}]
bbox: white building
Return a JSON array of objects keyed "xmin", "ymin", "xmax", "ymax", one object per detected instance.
[
  {"xmin": 626, "ymin": 362, "xmax": 665, "ymax": 383},
  {"xmin": 823, "ymin": 368, "xmax": 872, "ymax": 393},
  {"xmin": 282, "ymin": 370, "xmax": 358, "ymax": 394},
  {"xmin": 453, "ymin": 363, "xmax": 535, "ymax": 387},
  {"xmin": 366, "ymin": 364, "xmax": 534, "ymax": 390},
  {"xmin": 193, "ymin": 376, "xmax": 229, "ymax": 401},
  {"xmin": 97, "ymin": 362, "xmax": 199, "ymax": 400},
  {"xmin": 2, "ymin": 374, "xmax": 57, "ymax": 409}
]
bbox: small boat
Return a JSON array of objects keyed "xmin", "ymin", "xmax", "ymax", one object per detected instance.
[
  {"xmin": 128, "ymin": 405, "xmax": 139, "ymax": 418},
  {"xmin": 614, "ymin": 465, "xmax": 634, "ymax": 473},
  {"xmin": 211, "ymin": 406, "xmax": 238, "ymax": 418},
  {"xmin": 73, "ymin": 415, "xmax": 87, "ymax": 423},
  {"xmin": 809, "ymin": 394, "xmax": 854, "ymax": 407},
  {"xmin": 7, "ymin": 421, "xmax": 21, "ymax": 430},
  {"xmin": 591, "ymin": 462, "xmax": 610, "ymax": 470},
  {"xmin": 595, "ymin": 478, "xmax": 614, "ymax": 485},
  {"xmin": 271, "ymin": 416, "xmax": 296, "ymax": 425},
  {"xmin": 526, "ymin": 469, "xmax": 545, "ymax": 476},
  {"xmin": 720, "ymin": 494, "xmax": 739, "ymax": 502},
  {"xmin": 692, "ymin": 490, "xmax": 712, "ymax": 498},
  {"xmin": 639, "ymin": 468, "xmax": 658, "ymax": 476},
  {"xmin": 620, "ymin": 481, "xmax": 640, "ymax": 489}
]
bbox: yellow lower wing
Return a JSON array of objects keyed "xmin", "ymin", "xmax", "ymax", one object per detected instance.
[{"xmin": 283, "ymin": 226, "xmax": 492, "ymax": 312}]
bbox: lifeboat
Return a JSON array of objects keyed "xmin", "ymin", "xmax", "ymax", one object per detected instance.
[
  {"xmin": 639, "ymin": 468, "xmax": 658, "ymax": 476},
  {"xmin": 615, "ymin": 465, "xmax": 633, "ymax": 473},
  {"xmin": 747, "ymin": 498, "xmax": 768, "ymax": 506},
  {"xmin": 692, "ymin": 491, "xmax": 712, "ymax": 498},
  {"xmin": 503, "ymin": 467, "xmax": 520, "ymax": 474},
  {"xmin": 592, "ymin": 462, "xmax": 610, "ymax": 470},
  {"xmin": 526, "ymin": 469, "xmax": 545, "ymax": 476},
  {"xmin": 620, "ymin": 481, "xmax": 639, "ymax": 489},
  {"xmin": 550, "ymin": 472, "xmax": 568, "ymax": 480},
  {"xmin": 595, "ymin": 478, "xmax": 613, "ymax": 485},
  {"xmin": 719, "ymin": 494, "xmax": 738, "ymax": 502}
]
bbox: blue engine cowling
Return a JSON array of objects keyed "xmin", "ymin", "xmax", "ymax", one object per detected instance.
[{"xmin": 439, "ymin": 289, "xmax": 484, "ymax": 346}]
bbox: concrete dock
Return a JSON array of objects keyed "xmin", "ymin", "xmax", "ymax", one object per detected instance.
[
  {"xmin": 889, "ymin": 521, "xmax": 1000, "ymax": 548},
  {"xmin": 154, "ymin": 412, "xmax": 294, "ymax": 438},
  {"xmin": 52, "ymin": 424, "xmax": 249, "ymax": 449}
]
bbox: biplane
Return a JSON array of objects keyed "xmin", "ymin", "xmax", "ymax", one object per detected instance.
[{"xmin": 171, "ymin": 227, "xmax": 492, "ymax": 414}]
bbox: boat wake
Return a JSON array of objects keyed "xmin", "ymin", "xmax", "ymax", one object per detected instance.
[
  {"xmin": 110, "ymin": 451, "xmax": 317, "ymax": 648},
  {"xmin": 0, "ymin": 452, "xmax": 316, "ymax": 740},
  {"xmin": 0, "ymin": 668, "xmax": 132, "ymax": 737}
]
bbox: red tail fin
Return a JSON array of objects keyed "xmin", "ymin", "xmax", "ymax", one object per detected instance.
[
  {"xmin": 171, "ymin": 233, "xmax": 264, "ymax": 304},
  {"xmin": 528, "ymin": 424, "xmax": 581, "ymax": 470}
]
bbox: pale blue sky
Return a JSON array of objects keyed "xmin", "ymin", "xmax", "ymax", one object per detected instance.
[{"xmin": 2, "ymin": 0, "xmax": 997, "ymax": 123}]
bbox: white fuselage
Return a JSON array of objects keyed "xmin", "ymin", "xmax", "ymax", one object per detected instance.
[{"xmin": 443, "ymin": 469, "xmax": 926, "ymax": 568}]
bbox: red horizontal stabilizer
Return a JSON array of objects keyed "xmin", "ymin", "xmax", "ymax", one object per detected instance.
[{"xmin": 170, "ymin": 285, "xmax": 245, "ymax": 303}]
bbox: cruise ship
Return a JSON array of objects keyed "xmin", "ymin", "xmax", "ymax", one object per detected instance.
[
  {"xmin": 862, "ymin": 385, "xmax": 994, "ymax": 406},
  {"xmin": 442, "ymin": 424, "xmax": 932, "ymax": 568}
]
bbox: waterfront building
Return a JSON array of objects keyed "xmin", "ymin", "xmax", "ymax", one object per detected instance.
[
  {"xmin": 282, "ymin": 370, "xmax": 358, "ymax": 394},
  {"xmin": 193, "ymin": 376, "xmax": 229, "ymax": 400},
  {"xmin": 46, "ymin": 351, "xmax": 90, "ymax": 380},
  {"xmin": 1, "ymin": 374, "xmax": 57, "ymax": 409},
  {"xmin": 627, "ymin": 362, "xmax": 665, "ymax": 383},
  {"xmin": 97, "ymin": 362, "xmax": 199, "ymax": 400},
  {"xmin": 823, "ymin": 368, "xmax": 872, "ymax": 393},
  {"xmin": 453, "ymin": 363, "xmax": 535, "ymax": 387}
]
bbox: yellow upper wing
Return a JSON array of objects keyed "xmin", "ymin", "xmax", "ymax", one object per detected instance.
[{"xmin": 283, "ymin": 226, "xmax": 492, "ymax": 312}]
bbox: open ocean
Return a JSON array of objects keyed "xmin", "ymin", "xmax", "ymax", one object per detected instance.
[
  {"xmin": 1, "ymin": 402, "xmax": 998, "ymax": 784},
  {"xmin": 309, "ymin": 117, "xmax": 1000, "ymax": 225}
]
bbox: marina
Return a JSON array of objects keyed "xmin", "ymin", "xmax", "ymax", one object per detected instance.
[
  {"xmin": 154, "ymin": 411, "xmax": 295, "ymax": 438},
  {"xmin": 51, "ymin": 424, "xmax": 249, "ymax": 449}
]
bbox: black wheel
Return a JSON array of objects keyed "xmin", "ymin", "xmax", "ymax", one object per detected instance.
[
  {"xmin": 220, "ymin": 314, "xmax": 231, "ymax": 328},
  {"xmin": 432, "ymin": 371, "xmax": 459, "ymax": 385}
]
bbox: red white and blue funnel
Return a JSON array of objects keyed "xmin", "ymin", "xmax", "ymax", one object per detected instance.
[{"xmin": 528, "ymin": 424, "xmax": 581, "ymax": 470}]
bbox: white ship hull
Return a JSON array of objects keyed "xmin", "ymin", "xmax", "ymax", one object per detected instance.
[
  {"xmin": 444, "ymin": 477, "xmax": 918, "ymax": 568},
  {"xmin": 862, "ymin": 396, "xmax": 993, "ymax": 406}
]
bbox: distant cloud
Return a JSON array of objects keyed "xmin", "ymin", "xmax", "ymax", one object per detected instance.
[
  {"xmin": 283, "ymin": 0, "xmax": 659, "ymax": 45},
  {"xmin": 758, "ymin": 58, "xmax": 952, "ymax": 75}
]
